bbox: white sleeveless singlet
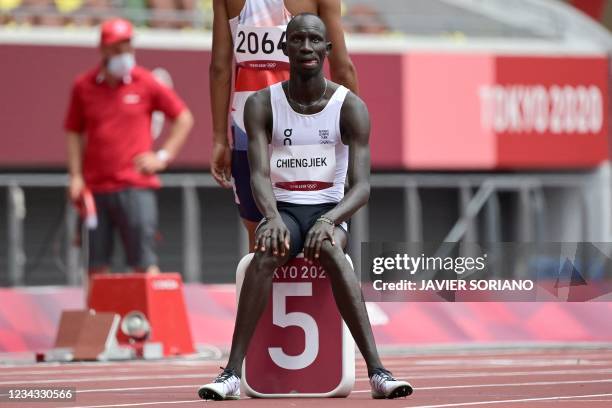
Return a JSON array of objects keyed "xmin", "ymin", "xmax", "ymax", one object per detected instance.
[
  {"xmin": 229, "ymin": 0, "xmax": 292, "ymax": 152},
  {"xmin": 269, "ymin": 82, "xmax": 350, "ymax": 205}
]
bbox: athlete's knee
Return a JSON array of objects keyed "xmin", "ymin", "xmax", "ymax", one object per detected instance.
[
  {"xmin": 318, "ymin": 240, "xmax": 345, "ymax": 267},
  {"xmin": 251, "ymin": 250, "xmax": 285, "ymax": 277}
]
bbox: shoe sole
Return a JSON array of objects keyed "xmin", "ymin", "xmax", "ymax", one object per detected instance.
[
  {"xmin": 198, "ymin": 387, "xmax": 240, "ymax": 401},
  {"xmin": 372, "ymin": 384, "xmax": 414, "ymax": 399}
]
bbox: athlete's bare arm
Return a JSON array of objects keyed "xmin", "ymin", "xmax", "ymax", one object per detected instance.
[
  {"xmin": 210, "ymin": 0, "xmax": 234, "ymax": 188},
  {"xmin": 303, "ymin": 91, "xmax": 370, "ymax": 260},
  {"xmin": 210, "ymin": 0, "xmax": 357, "ymax": 191},
  {"xmin": 324, "ymin": 92, "xmax": 371, "ymax": 223},
  {"xmin": 318, "ymin": 0, "xmax": 359, "ymax": 94},
  {"xmin": 244, "ymin": 89, "xmax": 290, "ymax": 255}
]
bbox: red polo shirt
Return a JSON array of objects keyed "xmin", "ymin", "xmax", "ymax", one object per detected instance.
[{"xmin": 64, "ymin": 66, "xmax": 186, "ymax": 192}]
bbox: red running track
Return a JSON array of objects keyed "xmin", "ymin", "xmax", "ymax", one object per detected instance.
[{"xmin": 1, "ymin": 347, "xmax": 612, "ymax": 408}]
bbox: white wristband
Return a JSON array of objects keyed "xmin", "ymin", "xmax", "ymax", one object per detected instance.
[{"xmin": 156, "ymin": 149, "xmax": 170, "ymax": 163}]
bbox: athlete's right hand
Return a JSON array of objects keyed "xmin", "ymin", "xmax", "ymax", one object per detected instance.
[
  {"xmin": 255, "ymin": 216, "xmax": 290, "ymax": 257},
  {"xmin": 68, "ymin": 174, "xmax": 85, "ymax": 203},
  {"xmin": 211, "ymin": 141, "xmax": 232, "ymax": 188}
]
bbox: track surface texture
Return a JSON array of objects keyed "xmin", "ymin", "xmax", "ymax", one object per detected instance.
[{"xmin": 1, "ymin": 346, "xmax": 612, "ymax": 407}]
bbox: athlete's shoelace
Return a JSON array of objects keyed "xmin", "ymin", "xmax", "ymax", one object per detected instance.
[
  {"xmin": 214, "ymin": 367, "xmax": 239, "ymax": 392},
  {"xmin": 370, "ymin": 368, "xmax": 397, "ymax": 392}
]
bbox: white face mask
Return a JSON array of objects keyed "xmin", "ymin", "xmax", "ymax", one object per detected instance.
[{"xmin": 107, "ymin": 52, "xmax": 135, "ymax": 78}]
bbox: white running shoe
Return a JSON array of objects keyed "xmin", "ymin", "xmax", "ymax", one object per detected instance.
[
  {"xmin": 370, "ymin": 368, "xmax": 413, "ymax": 399},
  {"xmin": 198, "ymin": 368, "xmax": 241, "ymax": 401}
]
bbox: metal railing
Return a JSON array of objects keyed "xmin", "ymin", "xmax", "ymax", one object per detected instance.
[{"xmin": 1, "ymin": 167, "xmax": 608, "ymax": 287}]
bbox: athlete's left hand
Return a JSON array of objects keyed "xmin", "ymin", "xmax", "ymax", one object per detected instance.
[
  {"xmin": 304, "ymin": 221, "xmax": 335, "ymax": 262},
  {"xmin": 134, "ymin": 152, "xmax": 167, "ymax": 174}
]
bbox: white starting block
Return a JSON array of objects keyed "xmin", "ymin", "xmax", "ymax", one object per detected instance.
[{"xmin": 236, "ymin": 253, "xmax": 355, "ymax": 398}]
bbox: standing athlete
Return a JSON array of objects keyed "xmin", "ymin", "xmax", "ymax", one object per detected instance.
[
  {"xmin": 210, "ymin": 0, "xmax": 358, "ymax": 248},
  {"xmin": 198, "ymin": 14, "xmax": 413, "ymax": 401}
]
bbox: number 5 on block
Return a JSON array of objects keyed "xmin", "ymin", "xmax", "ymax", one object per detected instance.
[{"xmin": 235, "ymin": 254, "xmax": 355, "ymax": 397}]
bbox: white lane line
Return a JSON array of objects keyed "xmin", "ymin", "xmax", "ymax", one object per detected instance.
[
  {"xmin": 0, "ymin": 378, "xmax": 608, "ymax": 397},
  {"xmin": 354, "ymin": 353, "xmax": 612, "ymax": 362},
  {"xmin": 352, "ymin": 368, "xmax": 612, "ymax": 382},
  {"xmin": 0, "ymin": 384, "xmax": 202, "ymax": 398},
  {"xmin": 5, "ymin": 362, "xmax": 612, "ymax": 382},
  {"xmin": 3, "ymin": 368, "xmax": 612, "ymax": 387},
  {"xmin": 0, "ymin": 366, "xmax": 221, "ymax": 377},
  {"xmin": 75, "ymin": 385, "xmax": 199, "ymax": 394},
  {"xmin": 416, "ymin": 378, "xmax": 612, "ymax": 390},
  {"xmin": 569, "ymin": 400, "xmax": 612, "ymax": 402},
  {"xmin": 366, "ymin": 359, "xmax": 612, "ymax": 368},
  {"xmin": 401, "ymin": 393, "xmax": 612, "ymax": 408},
  {"xmin": 0, "ymin": 373, "xmax": 208, "ymax": 385},
  {"xmin": 0, "ymin": 367, "xmax": 220, "ymax": 377},
  {"xmin": 5, "ymin": 360, "xmax": 610, "ymax": 379},
  {"xmin": 408, "ymin": 359, "xmax": 610, "ymax": 367},
  {"xmin": 357, "ymin": 360, "xmax": 612, "ymax": 368},
  {"xmin": 3, "ymin": 367, "xmax": 612, "ymax": 386},
  {"xmin": 3, "ymin": 355, "xmax": 610, "ymax": 372},
  {"xmin": 64, "ymin": 391, "xmax": 612, "ymax": 408},
  {"xmin": 353, "ymin": 378, "xmax": 612, "ymax": 393},
  {"xmin": 356, "ymin": 360, "xmax": 612, "ymax": 369},
  {"xmin": 0, "ymin": 360, "xmax": 221, "ymax": 370},
  {"xmin": 2, "ymin": 351, "xmax": 608, "ymax": 370},
  {"xmin": 70, "ymin": 400, "xmax": 203, "ymax": 408}
]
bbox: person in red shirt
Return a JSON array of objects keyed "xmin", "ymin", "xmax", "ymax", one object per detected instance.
[{"xmin": 65, "ymin": 18, "xmax": 194, "ymax": 276}]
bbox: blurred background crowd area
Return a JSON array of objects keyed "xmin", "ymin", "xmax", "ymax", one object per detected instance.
[
  {"xmin": 0, "ymin": 0, "xmax": 609, "ymax": 34},
  {"xmin": 0, "ymin": 0, "xmax": 393, "ymax": 32}
]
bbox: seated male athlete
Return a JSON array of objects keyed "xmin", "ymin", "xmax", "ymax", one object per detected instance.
[{"xmin": 198, "ymin": 13, "xmax": 413, "ymax": 401}]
